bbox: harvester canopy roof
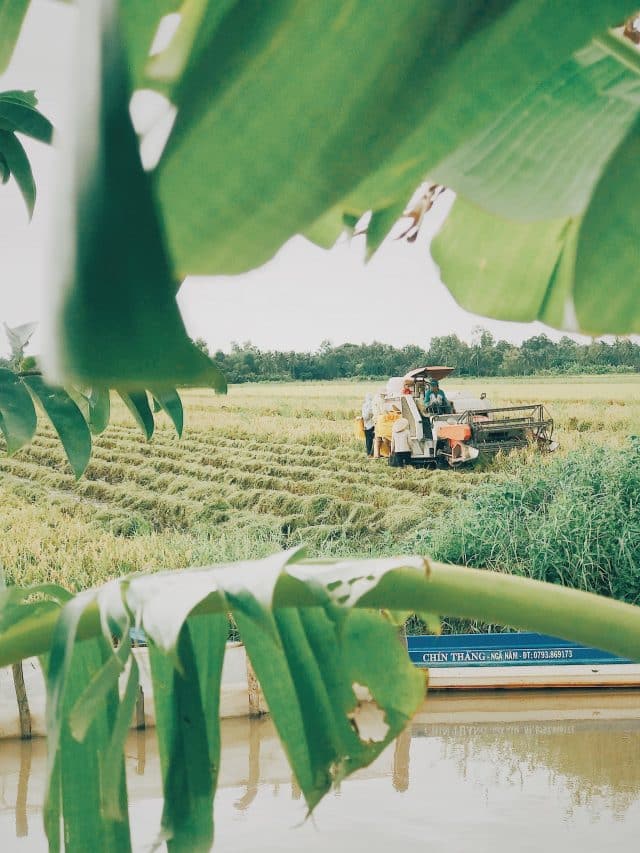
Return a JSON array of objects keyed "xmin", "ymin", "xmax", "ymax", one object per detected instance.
[{"xmin": 404, "ymin": 366, "xmax": 454, "ymax": 382}]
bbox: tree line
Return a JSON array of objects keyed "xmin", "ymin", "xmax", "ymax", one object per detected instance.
[{"xmin": 195, "ymin": 331, "xmax": 640, "ymax": 383}]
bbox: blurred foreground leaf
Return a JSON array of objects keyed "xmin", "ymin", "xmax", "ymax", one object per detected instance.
[
  {"xmin": 0, "ymin": 0, "xmax": 30, "ymax": 74},
  {"xmin": 45, "ymin": 635, "xmax": 133, "ymax": 853},
  {"xmin": 0, "ymin": 364, "xmax": 190, "ymax": 476},
  {"xmin": 22, "ymin": 375, "xmax": 92, "ymax": 478},
  {"xmin": 37, "ymin": 2, "xmax": 639, "ymax": 390},
  {"xmin": 149, "ymin": 616, "xmax": 227, "ymax": 852},
  {"xmin": 431, "ymin": 43, "xmax": 640, "ymax": 221},
  {"xmin": 0, "ymin": 89, "xmax": 53, "ymax": 142},
  {"xmin": 0, "ymin": 90, "xmax": 52, "ymax": 216},
  {"xmin": 0, "ymin": 130, "xmax": 35, "ymax": 214},
  {"xmin": 86, "ymin": 387, "xmax": 111, "ymax": 435},
  {"xmin": 0, "ymin": 367, "xmax": 37, "ymax": 453},
  {"xmin": 151, "ymin": 1, "xmax": 632, "ymax": 277},
  {"xmin": 431, "ymin": 202, "xmax": 577, "ymax": 326},
  {"xmin": 44, "ymin": 0, "xmax": 227, "ymax": 390},
  {"xmin": 118, "ymin": 391, "xmax": 155, "ymax": 441},
  {"xmin": 432, "ymin": 32, "xmax": 640, "ymax": 334},
  {"xmin": 151, "ymin": 388, "xmax": 184, "ymax": 438},
  {"xmin": 574, "ymin": 114, "xmax": 640, "ymax": 332}
]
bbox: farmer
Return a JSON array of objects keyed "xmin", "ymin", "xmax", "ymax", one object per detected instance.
[
  {"xmin": 424, "ymin": 378, "xmax": 450, "ymax": 413},
  {"xmin": 361, "ymin": 393, "xmax": 376, "ymax": 457},
  {"xmin": 372, "ymin": 391, "xmax": 386, "ymax": 417},
  {"xmin": 389, "ymin": 417, "xmax": 411, "ymax": 467},
  {"xmin": 373, "ymin": 404, "xmax": 401, "ymax": 458}
]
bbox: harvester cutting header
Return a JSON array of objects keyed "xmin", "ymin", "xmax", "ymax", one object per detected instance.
[{"xmin": 361, "ymin": 367, "xmax": 556, "ymax": 467}]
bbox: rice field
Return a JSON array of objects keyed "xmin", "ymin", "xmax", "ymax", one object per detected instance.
[{"xmin": 0, "ymin": 375, "xmax": 638, "ymax": 592}]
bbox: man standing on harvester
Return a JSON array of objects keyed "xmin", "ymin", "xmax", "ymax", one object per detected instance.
[{"xmin": 424, "ymin": 378, "xmax": 450, "ymax": 413}]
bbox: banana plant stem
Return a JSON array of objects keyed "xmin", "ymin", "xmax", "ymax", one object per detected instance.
[{"xmin": 358, "ymin": 562, "xmax": 640, "ymax": 661}]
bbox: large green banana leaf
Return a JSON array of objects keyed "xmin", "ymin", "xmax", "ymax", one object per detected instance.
[
  {"xmin": 151, "ymin": 1, "xmax": 638, "ymax": 274},
  {"xmin": 0, "ymin": 0, "xmax": 30, "ymax": 73},
  {"xmin": 431, "ymin": 34, "xmax": 640, "ymax": 334},
  {"xmin": 33, "ymin": 0, "xmax": 639, "ymax": 388}
]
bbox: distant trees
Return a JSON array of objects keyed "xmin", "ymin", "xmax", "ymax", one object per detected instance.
[
  {"xmin": 193, "ymin": 332, "xmax": 640, "ymax": 383},
  {"xmin": 192, "ymin": 337, "xmax": 210, "ymax": 357}
]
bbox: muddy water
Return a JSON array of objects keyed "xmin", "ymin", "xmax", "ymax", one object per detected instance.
[{"xmin": 1, "ymin": 690, "xmax": 640, "ymax": 852}]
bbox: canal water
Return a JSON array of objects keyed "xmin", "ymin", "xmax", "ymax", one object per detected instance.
[{"xmin": 0, "ymin": 690, "xmax": 639, "ymax": 852}]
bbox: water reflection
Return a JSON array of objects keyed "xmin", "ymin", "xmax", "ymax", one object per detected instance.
[
  {"xmin": 414, "ymin": 718, "xmax": 640, "ymax": 818},
  {"xmin": 134, "ymin": 728, "xmax": 146, "ymax": 776},
  {"xmin": 15, "ymin": 738, "xmax": 31, "ymax": 838},
  {"xmin": 0, "ymin": 737, "xmax": 45, "ymax": 847},
  {"xmin": 392, "ymin": 727, "xmax": 411, "ymax": 793},
  {"xmin": 1, "ymin": 690, "xmax": 640, "ymax": 851},
  {"xmin": 233, "ymin": 715, "xmax": 261, "ymax": 811}
]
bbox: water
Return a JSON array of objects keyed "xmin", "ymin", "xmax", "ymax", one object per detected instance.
[{"xmin": 1, "ymin": 690, "xmax": 639, "ymax": 852}]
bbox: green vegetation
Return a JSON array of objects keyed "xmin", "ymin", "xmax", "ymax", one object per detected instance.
[
  {"xmin": 3, "ymin": 2, "xmax": 636, "ymax": 395},
  {"xmin": 209, "ymin": 334, "xmax": 640, "ymax": 383},
  {"xmin": 1, "ymin": 377, "xmax": 638, "ymax": 598},
  {"xmin": 0, "ymin": 89, "xmax": 52, "ymax": 216},
  {"xmin": 424, "ymin": 439, "xmax": 640, "ymax": 601},
  {"xmin": 3, "ymin": 2, "xmax": 640, "ymax": 850},
  {"xmin": 0, "ymin": 324, "xmax": 225, "ymax": 478}
]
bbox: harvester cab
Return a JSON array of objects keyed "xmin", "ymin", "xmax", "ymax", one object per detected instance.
[{"xmin": 384, "ymin": 367, "xmax": 556, "ymax": 467}]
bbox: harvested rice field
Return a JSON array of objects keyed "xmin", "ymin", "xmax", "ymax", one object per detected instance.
[{"xmin": 0, "ymin": 375, "xmax": 638, "ymax": 592}]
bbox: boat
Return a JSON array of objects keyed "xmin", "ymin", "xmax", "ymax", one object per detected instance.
[
  {"xmin": 1, "ymin": 632, "xmax": 638, "ymax": 739},
  {"xmin": 408, "ymin": 632, "xmax": 640, "ymax": 690}
]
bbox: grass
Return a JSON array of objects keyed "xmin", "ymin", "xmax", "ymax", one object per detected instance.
[
  {"xmin": 0, "ymin": 376, "xmax": 638, "ymax": 627},
  {"xmin": 413, "ymin": 438, "xmax": 640, "ymax": 632}
]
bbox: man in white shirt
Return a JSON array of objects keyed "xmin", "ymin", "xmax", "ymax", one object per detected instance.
[
  {"xmin": 361, "ymin": 393, "xmax": 376, "ymax": 457},
  {"xmin": 389, "ymin": 417, "xmax": 411, "ymax": 467}
]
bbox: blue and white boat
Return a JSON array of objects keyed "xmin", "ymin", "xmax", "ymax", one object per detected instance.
[{"xmin": 407, "ymin": 632, "xmax": 640, "ymax": 690}]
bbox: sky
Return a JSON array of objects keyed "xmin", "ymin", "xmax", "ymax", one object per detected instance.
[{"xmin": 0, "ymin": 1, "xmax": 589, "ymax": 359}]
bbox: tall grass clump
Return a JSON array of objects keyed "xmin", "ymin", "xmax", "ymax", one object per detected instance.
[{"xmin": 419, "ymin": 438, "xmax": 640, "ymax": 604}]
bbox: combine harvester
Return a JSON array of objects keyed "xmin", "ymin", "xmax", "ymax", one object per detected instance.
[{"xmin": 384, "ymin": 366, "xmax": 557, "ymax": 467}]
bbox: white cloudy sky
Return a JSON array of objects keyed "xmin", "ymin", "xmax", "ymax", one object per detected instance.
[{"xmin": 0, "ymin": 1, "xmax": 585, "ymax": 358}]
